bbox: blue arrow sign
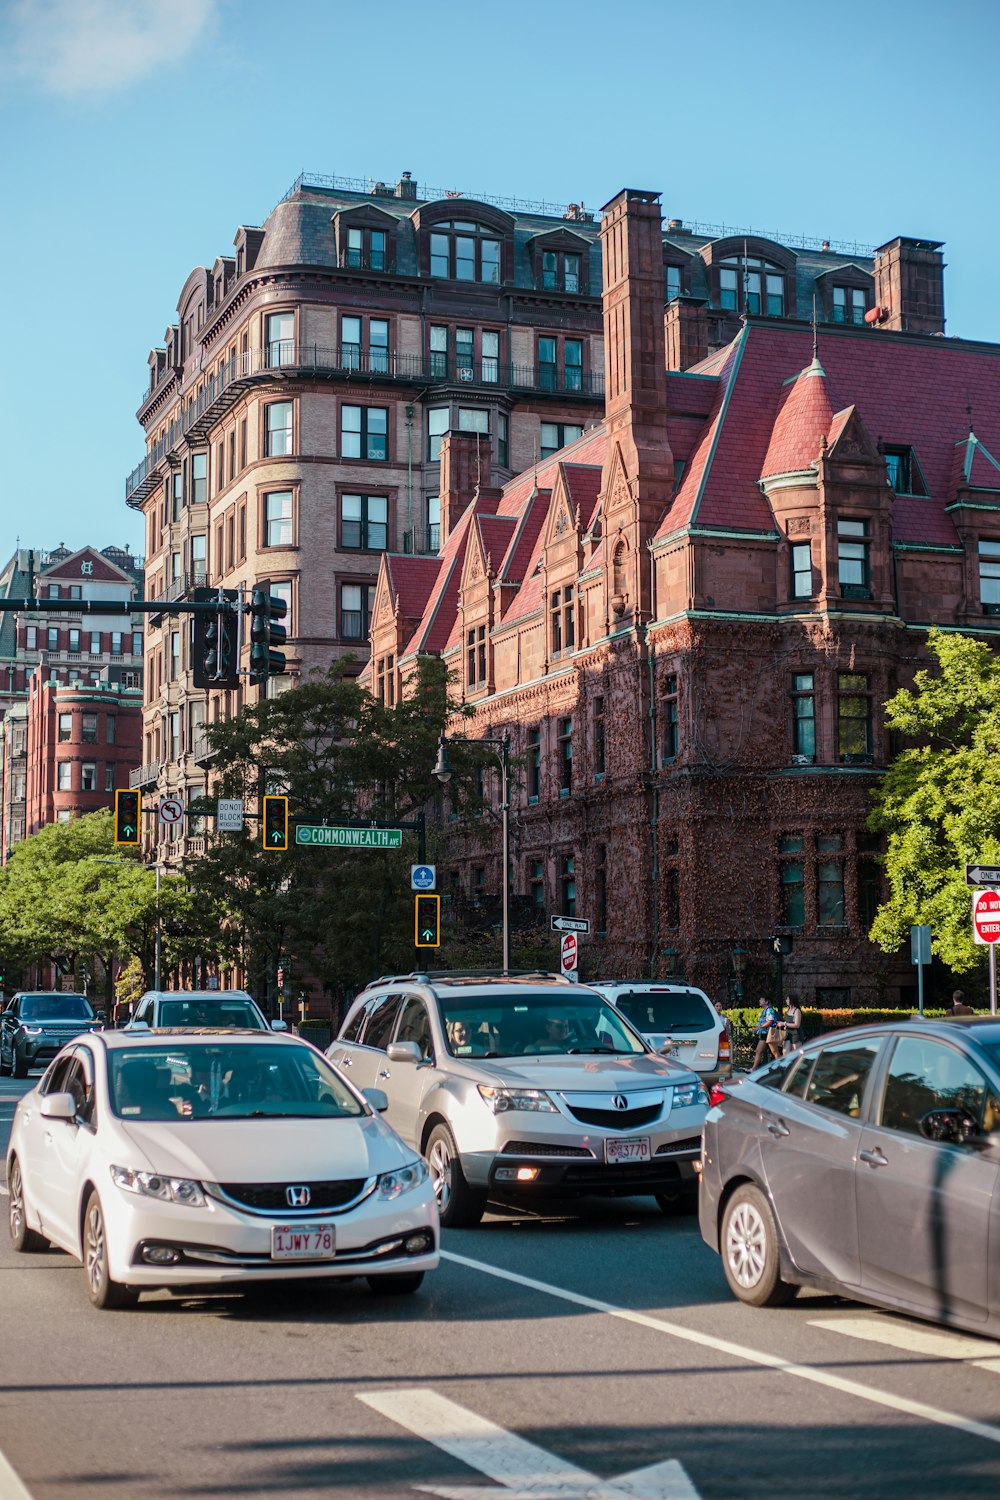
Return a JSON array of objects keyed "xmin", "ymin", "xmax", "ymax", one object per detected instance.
[{"xmin": 411, "ymin": 864, "xmax": 436, "ymax": 891}]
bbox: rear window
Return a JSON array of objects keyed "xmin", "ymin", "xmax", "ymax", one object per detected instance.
[
  {"xmin": 158, "ymin": 999, "xmax": 265, "ymax": 1030},
  {"xmin": 613, "ymin": 989, "xmax": 715, "ymax": 1034}
]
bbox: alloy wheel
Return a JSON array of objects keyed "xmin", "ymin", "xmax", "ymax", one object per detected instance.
[
  {"xmin": 85, "ymin": 1199, "xmax": 107, "ymax": 1298},
  {"xmin": 428, "ymin": 1136, "xmax": 452, "ymax": 1214},
  {"xmin": 725, "ymin": 1199, "xmax": 768, "ymax": 1289},
  {"xmin": 9, "ymin": 1160, "xmax": 24, "ymax": 1243}
]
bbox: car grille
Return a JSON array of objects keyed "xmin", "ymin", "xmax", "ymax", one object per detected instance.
[
  {"xmin": 213, "ymin": 1180, "xmax": 370, "ymax": 1214},
  {"xmin": 501, "ymin": 1140, "xmax": 594, "ymax": 1158},
  {"xmin": 564, "ymin": 1102, "xmax": 663, "ymax": 1130},
  {"xmin": 560, "ymin": 1161, "xmax": 689, "ymax": 1188},
  {"xmin": 655, "ymin": 1136, "xmax": 702, "ymax": 1158}
]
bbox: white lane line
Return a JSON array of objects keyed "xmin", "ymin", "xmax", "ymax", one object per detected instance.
[
  {"xmin": 0, "ymin": 1446, "xmax": 35, "ymax": 1500},
  {"xmin": 441, "ymin": 1250, "xmax": 1000, "ymax": 1448},
  {"xmin": 810, "ymin": 1316, "xmax": 1000, "ymax": 1375},
  {"xmin": 0, "ymin": 1186, "xmax": 8, "ymax": 1197},
  {"xmin": 359, "ymin": 1387, "xmax": 700, "ymax": 1499}
]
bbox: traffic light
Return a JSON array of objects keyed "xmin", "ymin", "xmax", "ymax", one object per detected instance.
[
  {"xmin": 192, "ymin": 587, "xmax": 239, "ymax": 689},
  {"xmin": 262, "ymin": 795, "xmax": 289, "ymax": 850},
  {"xmin": 114, "ymin": 789, "xmax": 141, "ymax": 845},
  {"xmin": 415, "ymin": 894, "xmax": 441, "ymax": 948},
  {"xmin": 249, "ymin": 589, "xmax": 287, "ymax": 686}
]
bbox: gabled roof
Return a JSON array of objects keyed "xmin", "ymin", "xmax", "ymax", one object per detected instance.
[
  {"xmin": 951, "ymin": 431, "xmax": 1000, "ymax": 494},
  {"xmin": 760, "ymin": 356, "xmax": 837, "ymax": 478},
  {"xmin": 383, "ymin": 554, "xmax": 440, "ymax": 622}
]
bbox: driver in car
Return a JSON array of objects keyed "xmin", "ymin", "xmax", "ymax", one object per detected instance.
[{"xmin": 527, "ymin": 1016, "xmax": 575, "ymax": 1053}]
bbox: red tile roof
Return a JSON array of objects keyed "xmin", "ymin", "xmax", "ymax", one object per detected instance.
[
  {"xmin": 384, "ymin": 555, "xmax": 440, "ymax": 622},
  {"xmin": 760, "ymin": 357, "xmax": 837, "ymax": 478}
]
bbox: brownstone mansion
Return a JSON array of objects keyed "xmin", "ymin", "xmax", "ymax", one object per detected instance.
[{"xmin": 369, "ymin": 187, "xmax": 1000, "ymax": 1008}]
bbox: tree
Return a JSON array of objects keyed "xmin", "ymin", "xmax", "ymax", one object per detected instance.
[
  {"xmin": 187, "ymin": 658, "xmax": 482, "ymax": 996},
  {"xmin": 869, "ymin": 629, "xmax": 1000, "ymax": 972}
]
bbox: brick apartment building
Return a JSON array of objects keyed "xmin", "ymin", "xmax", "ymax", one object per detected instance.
[
  {"xmin": 368, "ymin": 186, "xmax": 1000, "ymax": 1008},
  {"xmin": 0, "ymin": 545, "xmax": 145, "ymax": 859},
  {"xmin": 123, "ymin": 170, "xmax": 875, "ymax": 870}
]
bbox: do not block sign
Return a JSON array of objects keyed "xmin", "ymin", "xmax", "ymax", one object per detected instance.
[{"xmin": 973, "ymin": 888, "xmax": 1000, "ymax": 945}]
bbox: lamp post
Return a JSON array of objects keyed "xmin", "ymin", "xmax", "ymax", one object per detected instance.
[
  {"xmin": 730, "ymin": 944, "xmax": 747, "ymax": 1005},
  {"xmin": 434, "ymin": 731, "xmax": 511, "ymax": 973},
  {"xmin": 661, "ymin": 945, "xmax": 679, "ymax": 979},
  {"xmin": 154, "ymin": 863, "xmax": 162, "ymax": 991}
]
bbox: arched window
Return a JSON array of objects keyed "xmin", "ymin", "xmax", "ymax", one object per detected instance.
[
  {"xmin": 429, "ymin": 221, "xmax": 502, "ymax": 284},
  {"xmin": 718, "ymin": 253, "xmax": 787, "ymax": 316}
]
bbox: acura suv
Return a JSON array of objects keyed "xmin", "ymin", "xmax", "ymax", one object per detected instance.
[{"xmin": 327, "ymin": 972, "xmax": 708, "ymax": 1226}]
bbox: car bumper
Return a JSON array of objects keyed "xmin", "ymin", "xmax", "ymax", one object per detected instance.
[
  {"xmin": 461, "ymin": 1132, "xmax": 703, "ymax": 1197},
  {"xmin": 103, "ymin": 1184, "xmax": 440, "ymax": 1288}
]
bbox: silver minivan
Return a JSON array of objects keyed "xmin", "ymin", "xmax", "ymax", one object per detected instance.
[{"xmin": 590, "ymin": 981, "xmax": 731, "ymax": 1079}]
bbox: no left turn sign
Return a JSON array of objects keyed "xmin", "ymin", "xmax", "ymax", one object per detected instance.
[
  {"xmin": 972, "ymin": 888, "xmax": 1000, "ymax": 945},
  {"xmin": 158, "ymin": 797, "xmax": 184, "ymax": 825}
]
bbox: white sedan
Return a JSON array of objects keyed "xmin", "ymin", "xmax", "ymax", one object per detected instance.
[{"xmin": 6, "ymin": 1030, "xmax": 439, "ymax": 1309}]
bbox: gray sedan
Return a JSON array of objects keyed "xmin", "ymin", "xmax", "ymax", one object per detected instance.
[{"xmin": 700, "ymin": 1017, "xmax": 1000, "ymax": 1334}]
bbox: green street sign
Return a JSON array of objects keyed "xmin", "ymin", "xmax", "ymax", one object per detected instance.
[{"xmin": 295, "ymin": 825, "xmax": 403, "ymax": 849}]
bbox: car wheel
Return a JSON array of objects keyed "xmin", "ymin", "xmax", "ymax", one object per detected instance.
[
  {"xmin": 8, "ymin": 1157, "xmax": 48, "ymax": 1253},
  {"xmin": 83, "ymin": 1191, "xmax": 138, "ymax": 1310},
  {"xmin": 720, "ymin": 1184, "xmax": 795, "ymax": 1307},
  {"xmin": 12, "ymin": 1052, "xmax": 27, "ymax": 1080},
  {"xmin": 425, "ymin": 1123, "xmax": 487, "ymax": 1228},
  {"xmin": 366, "ymin": 1271, "xmax": 425, "ymax": 1295},
  {"xmin": 654, "ymin": 1186, "xmax": 698, "ymax": 1216}
]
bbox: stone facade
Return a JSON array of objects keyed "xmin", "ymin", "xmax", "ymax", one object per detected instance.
[{"xmin": 370, "ymin": 186, "xmax": 1000, "ymax": 1009}]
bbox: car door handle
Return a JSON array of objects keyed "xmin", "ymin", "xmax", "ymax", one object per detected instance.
[
  {"xmin": 337, "ymin": 1055, "xmax": 352, "ymax": 1066},
  {"xmin": 859, "ymin": 1148, "xmax": 888, "ymax": 1168},
  {"xmin": 766, "ymin": 1120, "xmax": 790, "ymax": 1137}
]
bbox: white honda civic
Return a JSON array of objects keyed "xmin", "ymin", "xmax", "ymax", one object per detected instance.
[{"xmin": 6, "ymin": 1030, "xmax": 439, "ymax": 1309}]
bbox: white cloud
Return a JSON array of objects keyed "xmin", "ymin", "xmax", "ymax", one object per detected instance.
[{"xmin": 5, "ymin": 0, "xmax": 216, "ymax": 98}]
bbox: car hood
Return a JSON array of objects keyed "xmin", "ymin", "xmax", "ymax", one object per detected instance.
[
  {"xmin": 457, "ymin": 1052, "xmax": 695, "ymax": 1091},
  {"xmin": 118, "ymin": 1113, "xmax": 413, "ymax": 1183}
]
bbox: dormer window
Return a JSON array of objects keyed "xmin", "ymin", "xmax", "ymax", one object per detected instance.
[
  {"xmin": 345, "ymin": 226, "xmax": 386, "ymax": 270},
  {"xmin": 884, "ymin": 446, "xmax": 927, "ymax": 496},
  {"xmin": 542, "ymin": 249, "xmax": 581, "ymax": 292},
  {"xmin": 832, "ymin": 286, "xmax": 867, "ymax": 325},
  {"xmin": 430, "ymin": 221, "xmax": 501, "ymax": 283},
  {"xmin": 719, "ymin": 254, "xmax": 786, "ymax": 316},
  {"xmin": 666, "ymin": 263, "xmax": 683, "ymax": 302}
]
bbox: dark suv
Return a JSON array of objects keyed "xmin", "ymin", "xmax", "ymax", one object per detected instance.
[{"xmin": 0, "ymin": 992, "xmax": 100, "ymax": 1078}]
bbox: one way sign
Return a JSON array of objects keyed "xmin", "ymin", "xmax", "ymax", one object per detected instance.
[{"xmin": 967, "ymin": 863, "xmax": 1000, "ymax": 887}]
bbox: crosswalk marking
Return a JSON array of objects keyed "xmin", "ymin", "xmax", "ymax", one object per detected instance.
[{"xmin": 809, "ymin": 1316, "xmax": 1000, "ymax": 1375}]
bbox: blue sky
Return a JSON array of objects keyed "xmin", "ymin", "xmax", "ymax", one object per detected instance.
[{"xmin": 0, "ymin": 0, "xmax": 996, "ymax": 563}]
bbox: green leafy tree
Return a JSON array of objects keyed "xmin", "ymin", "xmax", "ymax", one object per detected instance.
[
  {"xmin": 869, "ymin": 629, "xmax": 1000, "ymax": 972},
  {"xmin": 188, "ymin": 658, "xmax": 481, "ymax": 996}
]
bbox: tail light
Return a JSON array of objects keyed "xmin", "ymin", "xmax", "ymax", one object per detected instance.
[
  {"xmin": 709, "ymin": 1084, "xmax": 728, "ymax": 1108},
  {"xmin": 717, "ymin": 1031, "xmax": 731, "ymax": 1064}
]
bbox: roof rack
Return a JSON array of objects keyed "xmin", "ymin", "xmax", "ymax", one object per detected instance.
[{"xmin": 368, "ymin": 969, "xmax": 573, "ymax": 986}]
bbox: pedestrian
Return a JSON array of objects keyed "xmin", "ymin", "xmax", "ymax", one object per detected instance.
[
  {"xmin": 780, "ymin": 993, "xmax": 803, "ymax": 1054},
  {"xmin": 949, "ymin": 989, "xmax": 973, "ymax": 1016},
  {"xmin": 752, "ymin": 997, "xmax": 782, "ymax": 1069}
]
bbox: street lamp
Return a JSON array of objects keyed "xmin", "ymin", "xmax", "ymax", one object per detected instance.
[
  {"xmin": 661, "ymin": 945, "xmax": 679, "ymax": 978},
  {"xmin": 434, "ymin": 731, "xmax": 511, "ymax": 973},
  {"xmin": 730, "ymin": 944, "xmax": 747, "ymax": 1004}
]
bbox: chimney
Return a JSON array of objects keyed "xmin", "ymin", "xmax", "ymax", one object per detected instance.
[
  {"xmin": 665, "ymin": 297, "xmax": 709, "ymax": 371},
  {"xmin": 439, "ymin": 430, "xmax": 491, "ymax": 548},
  {"xmin": 873, "ymin": 237, "xmax": 945, "ymax": 335},
  {"xmin": 598, "ymin": 189, "xmax": 673, "ymax": 619},
  {"xmin": 395, "ymin": 171, "xmax": 417, "ymax": 200}
]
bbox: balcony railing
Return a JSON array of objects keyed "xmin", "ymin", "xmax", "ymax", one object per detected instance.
[
  {"xmin": 126, "ymin": 345, "xmax": 604, "ymax": 506},
  {"xmin": 402, "ymin": 525, "xmax": 440, "ymax": 556},
  {"xmin": 130, "ymin": 760, "xmax": 162, "ymax": 789}
]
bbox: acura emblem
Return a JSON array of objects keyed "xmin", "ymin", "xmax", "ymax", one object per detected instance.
[
  {"xmin": 286, "ymin": 1185, "xmax": 311, "ymax": 1207},
  {"xmin": 612, "ymin": 1094, "xmax": 628, "ymax": 1111}
]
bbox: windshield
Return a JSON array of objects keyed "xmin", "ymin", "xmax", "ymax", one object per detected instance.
[
  {"xmin": 439, "ymin": 992, "xmax": 646, "ymax": 1059},
  {"xmin": 612, "ymin": 989, "xmax": 716, "ymax": 1035},
  {"xmin": 158, "ymin": 998, "xmax": 265, "ymax": 1030},
  {"xmin": 108, "ymin": 1043, "xmax": 364, "ymax": 1121},
  {"xmin": 21, "ymin": 996, "xmax": 94, "ymax": 1023}
]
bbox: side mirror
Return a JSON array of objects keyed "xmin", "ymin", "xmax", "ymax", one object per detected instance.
[
  {"xmin": 270, "ymin": 1018, "xmax": 289, "ymax": 1032},
  {"xmin": 126, "ymin": 1019, "xmax": 150, "ymax": 1032},
  {"xmin": 387, "ymin": 1041, "xmax": 422, "ymax": 1065},
  {"xmin": 363, "ymin": 1087, "xmax": 389, "ymax": 1113},
  {"xmin": 40, "ymin": 1092, "xmax": 77, "ymax": 1122}
]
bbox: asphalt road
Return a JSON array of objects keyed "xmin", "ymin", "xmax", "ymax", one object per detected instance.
[{"xmin": 4, "ymin": 1071, "xmax": 1000, "ymax": 1500}]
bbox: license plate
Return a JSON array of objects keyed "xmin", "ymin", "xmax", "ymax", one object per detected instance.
[
  {"xmin": 605, "ymin": 1136, "xmax": 651, "ymax": 1164},
  {"xmin": 271, "ymin": 1223, "xmax": 336, "ymax": 1260}
]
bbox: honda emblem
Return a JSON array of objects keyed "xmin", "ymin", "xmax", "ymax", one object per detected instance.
[{"xmin": 285, "ymin": 1185, "xmax": 311, "ymax": 1207}]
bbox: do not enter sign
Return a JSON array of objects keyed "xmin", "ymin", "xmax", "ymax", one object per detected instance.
[
  {"xmin": 560, "ymin": 931, "xmax": 578, "ymax": 977},
  {"xmin": 973, "ymin": 889, "xmax": 1000, "ymax": 945}
]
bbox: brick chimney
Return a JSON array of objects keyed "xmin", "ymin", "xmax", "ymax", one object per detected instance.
[
  {"xmin": 873, "ymin": 237, "xmax": 945, "ymax": 335},
  {"xmin": 599, "ymin": 188, "xmax": 673, "ymax": 621},
  {"xmin": 665, "ymin": 296, "xmax": 710, "ymax": 371},
  {"xmin": 439, "ymin": 430, "xmax": 491, "ymax": 548}
]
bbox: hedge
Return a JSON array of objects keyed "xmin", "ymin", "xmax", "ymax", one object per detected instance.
[{"xmin": 723, "ymin": 1006, "xmax": 965, "ymax": 1035}]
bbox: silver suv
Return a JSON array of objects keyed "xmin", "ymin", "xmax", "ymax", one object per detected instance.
[
  {"xmin": 328, "ymin": 972, "xmax": 708, "ymax": 1227},
  {"xmin": 590, "ymin": 981, "xmax": 731, "ymax": 1079}
]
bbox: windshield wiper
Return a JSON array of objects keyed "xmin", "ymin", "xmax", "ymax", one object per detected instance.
[{"xmin": 567, "ymin": 1045, "xmax": 631, "ymax": 1054}]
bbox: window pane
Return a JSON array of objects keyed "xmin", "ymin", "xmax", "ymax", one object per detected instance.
[
  {"xmin": 430, "ymin": 233, "xmax": 449, "ymax": 277},
  {"xmin": 817, "ymin": 862, "xmax": 845, "ymax": 926},
  {"xmin": 341, "ymin": 494, "xmax": 362, "ymax": 549},
  {"xmin": 805, "ymin": 1039, "xmax": 881, "ymax": 1117},
  {"xmin": 780, "ymin": 861, "xmax": 805, "ymax": 926},
  {"xmin": 427, "ymin": 408, "xmax": 449, "ymax": 462},
  {"xmin": 880, "ymin": 1037, "xmax": 991, "ymax": 1138},
  {"xmin": 481, "ymin": 239, "xmax": 500, "ymax": 283},
  {"xmin": 455, "ymin": 237, "xmax": 476, "ymax": 280},
  {"xmin": 341, "ymin": 405, "xmax": 361, "ymax": 459},
  {"xmin": 458, "ymin": 408, "xmax": 489, "ymax": 434}
]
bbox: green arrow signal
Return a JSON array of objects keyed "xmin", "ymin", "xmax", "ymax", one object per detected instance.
[
  {"xmin": 122, "ymin": 824, "xmax": 135, "ymax": 837},
  {"xmin": 271, "ymin": 830, "xmax": 283, "ymax": 843},
  {"xmin": 421, "ymin": 927, "xmax": 434, "ymax": 941}
]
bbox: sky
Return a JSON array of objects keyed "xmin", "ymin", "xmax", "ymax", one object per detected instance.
[{"xmin": 0, "ymin": 0, "xmax": 997, "ymax": 564}]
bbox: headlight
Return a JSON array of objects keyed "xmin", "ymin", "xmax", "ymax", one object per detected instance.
[
  {"xmin": 110, "ymin": 1165, "xmax": 206, "ymax": 1207},
  {"xmin": 478, "ymin": 1085, "xmax": 557, "ymax": 1114},
  {"xmin": 377, "ymin": 1159, "xmax": 429, "ymax": 1200},
  {"xmin": 671, "ymin": 1081, "xmax": 706, "ymax": 1109},
  {"xmin": 20, "ymin": 1026, "xmax": 43, "ymax": 1036}
]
